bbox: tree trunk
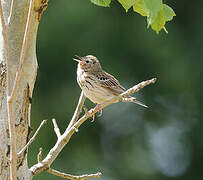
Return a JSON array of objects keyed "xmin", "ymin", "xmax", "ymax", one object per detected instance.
[{"xmin": 0, "ymin": 0, "xmax": 46, "ymax": 179}]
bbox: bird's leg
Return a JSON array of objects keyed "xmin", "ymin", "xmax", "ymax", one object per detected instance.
[
  {"xmin": 97, "ymin": 104, "xmax": 103, "ymax": 117},
  {"xmin": 83, "ymin": 105, "xmax": 89, "ymax": 115},
  {"xmin": 83, "ymin": 105, "xmax": 95, "ymax": 122},
  {"xmin": 93, "ymin": 104, "xmax": 103, "ymax": 117},
  {"xmin": 91, "ymin": 114, "xmax": 95, "ymax": 122},
  {"xmin": 89, "ymin": 104, "xmax": 102, "ymax": 122},
  {"xmin": 83, "ymin": 104, "xmax": 102, "ymax": 122}
]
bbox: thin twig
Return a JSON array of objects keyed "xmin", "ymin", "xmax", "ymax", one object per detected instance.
[
  {"xmin": 8, "ymin": 0, "xmax": 35, "ymax": 102},
  {"xmin": 0, "ymin": 2, "xmax": 17, "ymax": 180},
  {"xmin": 30, "ymin": 78, "xmax": 156, "ymax": 175},
  {"xmin": 52, "ymin": 118, "xmax": 61, "ymax": 138},
  {"xmin": 17, "ymin": 120, "xmax": 47, "ymax": 156},
  {"xmin": 121, "ymin": 78, "xmax": 156, "ymax": 97},
  {"xmin": 8, "ymin": 0, "xmax": 14, "ymax": 25},
  {"xmin": 67, "ymin": 91, "xmax": 86, "ymax": 130},
  {"xmin": 47, "ymin": 168, "xmax": 102, "ymax": 180}
]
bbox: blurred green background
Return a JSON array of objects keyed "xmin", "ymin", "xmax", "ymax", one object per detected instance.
[{"xmin": 29, "ymin": 0, "xmax": 203, "ymax": 179}]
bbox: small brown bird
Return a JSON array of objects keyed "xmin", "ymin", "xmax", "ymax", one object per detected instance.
[{"xmin": 73, "ymin": 55, "xmax": 147, "ymax": 112}]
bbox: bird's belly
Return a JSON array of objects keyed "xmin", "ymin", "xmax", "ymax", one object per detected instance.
[
  {"xmin": 77, "ymin": 71, "xmax": 116, "ymax": 104},
  {"xmin": 82, "ymin": 85, "xmax": 116, "ymax": 104}
]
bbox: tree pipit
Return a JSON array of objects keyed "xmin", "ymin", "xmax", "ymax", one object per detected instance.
[{"xmin": 73, "ymin": 55, "xmax": 147, "ymax": 119}]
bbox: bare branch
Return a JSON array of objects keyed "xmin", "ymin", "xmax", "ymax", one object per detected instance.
[
  {"xmin": 67, "ymin": 91, "xmax": 86, "ymax": 130},
  {"xmin": 30, "ymin": 78, "xmax": 156, "ymax": 176},
  {"xmin": 121, "ymin": 78, "xmax": 156, "ymax": 96},
  {"xmin": 52, "ymin": 118, "xmax": 61, "ymax": 138},
  {"xmin": 17, "ymin": 120, "xmax": 47, "ymax": 156},
  {"xmin": 8, "ymin": 0, "xmax": 35, "ymax": 102},
  {"xmin": 47, "ymin": 168, "xmax": 102, "ymax": 180}
]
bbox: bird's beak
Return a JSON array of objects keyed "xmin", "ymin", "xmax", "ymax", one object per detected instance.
[
  {"xmin": 73, "ymin": 58, "xmax": 82, "ymax": 63},
  {"xmin": 73, "ymin": 55, "xmax": 85, "ymax": 65}
]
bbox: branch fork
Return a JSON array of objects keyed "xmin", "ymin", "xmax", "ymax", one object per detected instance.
[{"xmin": 28, "ymin": 77, "xmax": 156, "ymax": 179}]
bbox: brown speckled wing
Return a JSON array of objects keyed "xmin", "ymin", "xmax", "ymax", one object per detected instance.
[{"xmin": 96, "ymin": 71, "xmax": 126, "ymax": 96}]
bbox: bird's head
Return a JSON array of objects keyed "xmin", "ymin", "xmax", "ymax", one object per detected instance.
[{"xmin": 73, "ymin": 55, "xmax": 102, "ymax": 72}]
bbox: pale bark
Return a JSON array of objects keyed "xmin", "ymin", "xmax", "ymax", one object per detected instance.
[
  {"xmin": 0, "ymin": 0, "xmax": 157, "ymax": 179},
  {"xmin": 0, "ymin": 0, "xmax": 46, "ymax": 179}
]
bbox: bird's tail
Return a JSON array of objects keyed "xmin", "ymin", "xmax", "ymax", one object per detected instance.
[{"xmin": 122, "ymin": 97, "xmax": 148, "ymax": 108}]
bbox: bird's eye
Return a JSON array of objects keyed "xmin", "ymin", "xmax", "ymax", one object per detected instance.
[{"xmin": 86, "ymin": 60, "xmax": 89, "ymax": 63}]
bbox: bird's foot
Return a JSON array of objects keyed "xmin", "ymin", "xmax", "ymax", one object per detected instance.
[
  {"xmin": 83, "ymin": 104, "xmax": 102, "ymax": 122},
  {"xmin": 93, "ymin": 104, "xmax": 103, "ymax": 118},
  {"xmin": 97, "ymin": 109, "xmax": 103, "ymax": 117},
  {"xmin": 90, "ymin": 104, "xmax": 101, "ymax": 122},
  {"xmin": 83, "ymin": 106, "xmax": 95, "ymax": 122}
]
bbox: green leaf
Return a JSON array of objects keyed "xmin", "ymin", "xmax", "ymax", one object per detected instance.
[
  {"xmin": 151, "ymin": 9, "xmax": 165, "ymax": 34},
  {"xmin": 144, "ymin": 0, "xmax": 162, "ymax": 14},
  {"xmin": 144, "ymin": 0, "xmax": 162, "ymax": 27},
  {"xmin": 133, "ymin": 0, "xmax": 149, "ymax": 16},
  {"xmin": 118, "ymin": 0, "xmax": 137, "ymax": 12},
  {"xmin": 90, "ymin": 0, "xmax": 175, "ymax": 33},
  {"xmin": 162, "ymin": 4, "xmax": 176, "ymax": 21},
  {"xmin": 132, "ymin": 0, "xmax": 175, "ymax": 33},
  {"xmin": 90, "ymin": 0, "xmax": 111, "ymax": 7},
  {"xmin": 150, "ymin": 4, "xmax": 176, "ymax": 33}
]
